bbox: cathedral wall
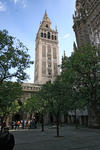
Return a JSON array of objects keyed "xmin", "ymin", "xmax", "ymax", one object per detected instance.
[
  {"xmin": 73, "ymin": 0, "xmax": 100, "ymax": 48},
  {"xmin": 86, "ymin": 4, "xmax": 100, "ymax": 47}
]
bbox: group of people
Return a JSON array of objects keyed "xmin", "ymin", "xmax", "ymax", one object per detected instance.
[
  {"xmin": 11, "ymin": 117, "xmax": 38, "ymax": 130},
  {"xmin": 12, "ymin": 120, "xmax": 21, "ymax": 129},
  {"xmin": 0, "ymin": 116, "xmax": 40, "ymax": 149}
]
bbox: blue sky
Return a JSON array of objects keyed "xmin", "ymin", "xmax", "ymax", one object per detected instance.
[{"xmin": 0, "ymin": 0, "xmax": 76, "ymax": 83}]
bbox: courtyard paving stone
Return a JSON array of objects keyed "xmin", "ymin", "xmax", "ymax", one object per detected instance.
[{"xmin": 11, "ymin": 126, "xmax": 100, "ymax": 150}]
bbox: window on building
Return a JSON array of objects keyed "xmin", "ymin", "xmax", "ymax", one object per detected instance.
[
  {"xmin": 48, "ymin": 32, "xmax": 50, "ymax": 39},
  {"xmin": 48, "ymin": 56, "xmax": 51, "ymax": 61},
  {"xmin": 41, "ymin": 32, "xmax": 43, "ymax": 37},
  {"xmin": 55, "ymin": 36, "xmax": 57, "ymax": 40},
  {"xmin": 54, "ymin": 63, "xmax": 58, "ymax": 76},
  {"xmin": 47, "ymin": 45, "xmax": 51, "ymax": 61},
  {"xmin": 48, "ymin": 62, "xmax": 51, "ymax": 68},
  {"xmin": 53, "ymin": 48, "xmax": 57, "ymax": 59},
  {"xmin": 48, "ymin": 69, "xmax": 52, "ymax": 76},
  {"xmin": 42, "ymin": 61, "xmax": 46, "ymax": 76},
  {"xmin": 42, "ymin": 45, "xmax": 46, "ymax": 57},
  {"xmin": 47, "ymin": 45, "xmax": 51, "ymax": 53},
  {"xmin": 44, "ymin": 33, "xmax": 46, "ymax": 38},
  {"xmin": 52, "ymin": 35, "xmax": 54, "ymax": 40},
  {"xmin": 46, "ymin": 24, "xmax": 48, "ymax": 28}
]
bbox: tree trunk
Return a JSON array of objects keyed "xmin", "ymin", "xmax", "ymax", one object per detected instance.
[
  {"xmin": 1, "ymin": 116, "xmax": 6, "ymax": 132},
  {"xmin": 41, "ymin": 113, "xmax": 44, "ymax": 132},
  {"xmin": 56, "ymin": 112, "xmax": 60, "ymax": 137},
  {"xmin": 88, "ymin": 86, "xmax": 100, "ymax": 128},
  {"xmin": 75, "ymin": 109, "xmax": 79, "ymax": 129},
  {"xmin": 88, "ymin": 104, "xmax": 100, "ymax": 128},
  {"xmin": 1, "ymin": 117, "xmax": 3, "ymax": 131},
  {"xmin": 75, "ymin": 109, "xmax": 77, "ymax": 128}
]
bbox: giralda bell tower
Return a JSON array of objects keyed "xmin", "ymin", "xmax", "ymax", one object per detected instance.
[{"xmin": 34, "ymin": 11, "xmax": 60, "ymax": 84}]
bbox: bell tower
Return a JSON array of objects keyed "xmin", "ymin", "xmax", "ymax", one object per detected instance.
[{"xmin": 34, "ymin": 11, "xmax": 60, "ymax": 84}]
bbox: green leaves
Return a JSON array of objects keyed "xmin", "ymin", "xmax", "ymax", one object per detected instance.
[
  {"xmin": 0, "ymin": 29, "xmax": 33, "ymax": 83},
  {"xmin": 62, "ymin": 44, "xmax": 100, "ymax": 111},
  {"xmin": 0, "ymin": 82, "xmax": 22, "ymax": 118}
]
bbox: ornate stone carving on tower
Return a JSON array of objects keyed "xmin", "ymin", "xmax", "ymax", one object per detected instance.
[
  {"xmin": 73, "ymin": 0, "xmax": 100, "ymax": 48},
  {"xmin": 34, "ymin": 11, "xmax": 60, "ymax": 84}
]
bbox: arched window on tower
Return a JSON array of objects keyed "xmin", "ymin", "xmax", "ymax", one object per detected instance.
[
  {"xmin": 47, "ymin": 45, "xmax": 51, "ymax": 61},
  {"xmin": 42, "ymin": 61, "xmax": 46, "ymax": 76},
  {"xmin": 47, "ymin": 45, "xmax": 51, "ymax": 54},
  {"xmin": 48, "ymin": 68, "xmax": 52, "ymax": 77},
  {"xmin": 44, "ymin": 33, "xmax": 46, "ymax": 38},
  {"xmin": 52, "ymin": 35, "xmax": 54, "ymax": 40},
  {"xmin": 46, "ymin": 24, "xmax": 48, "ymax": 28},
  {"xmin": 55, "ymin": 36, "xmax": 57, "ymax": 40},
  {"xmin": 53, "ymin": 48, "xmax": 57, "ymax": 59},
  {"xmin": 48, "ymin": 32, "xmax": 50, "ymax": 39},
  {"xmin": 41, "ymin": 32, "xmax": 43, "ymax": 37}
]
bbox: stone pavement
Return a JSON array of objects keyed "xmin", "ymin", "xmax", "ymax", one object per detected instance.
[{"xmin": 12, "ymin": 126, "xmax": 100, "ymax": 150}]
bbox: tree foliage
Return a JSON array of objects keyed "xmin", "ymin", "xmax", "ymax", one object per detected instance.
[
  {"xmin": 37, "ymin": 78, "xmax": 70, "ymax": 136},
  {"xmin": 0, "ymin": 29, "xmax": 33, "ymax": 126},
  {"xmin": 22, "ymin": 94, "xmax": 41, "ymax": 115},
  {"xmin": 22, "ymin": 44, "xmax": 100, "ymax": 130},
  {"xmin": 62, "ymin": 45, "xmax": 100, "ymax": 127},
  {"xmin": 0, "ymin": 82, "xmax": 22, "ymax": 121},
  {"xmin": 0, "ymin": 29, "xmax": 33, "ymax": 83}
]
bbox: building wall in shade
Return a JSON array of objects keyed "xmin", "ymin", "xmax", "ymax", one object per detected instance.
[{"xmin": 73, "ymin": 0, "xmax": 100, "ymax": 49}]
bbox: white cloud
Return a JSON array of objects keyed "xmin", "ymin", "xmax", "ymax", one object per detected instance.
[
  {"xmin": 13, "ymin": 0, "xmax": 27, "ymax": 8},
  {"xmin": 14, "ymin": 0, "xmax": 18, "ymax": 4},
  {"xmin": 63, "ymin": 33, "xmax": 70, "ymax": 39},
  {"xmin": 22, "ymin": 1, "xmax": 26, "ymax": 8},
  {"xmin": 0, "ymin": 1, "xmax": 6, "ymax": 12}
]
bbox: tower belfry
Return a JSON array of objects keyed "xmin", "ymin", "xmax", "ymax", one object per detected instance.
[{"xmin": 34, "ymin": 11, "xmax": 60, "ymax": 84}]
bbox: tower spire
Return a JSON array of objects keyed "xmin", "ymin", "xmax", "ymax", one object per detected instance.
[
  {"xmin": 41, "ymin": 10, "xmax": 51, "ymax": 28},
  {"xmin": 43, "ymin": 10, "xmax": 48, "ymax": 20}
]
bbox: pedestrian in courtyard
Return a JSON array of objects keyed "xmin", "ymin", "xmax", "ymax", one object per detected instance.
[
  {"xmin": 33, "ymin": 117, "xmax": 37, "ymax": 128},
  {"xmin": 11, "ymin": 121, "xmax": 15, "ymax": 130},
  {"xmin": 1, "ymin": 121, "xmax": 6, "ymax": 132},
  {"xmin": 22, "ymin": 120, "xmax": 25, "ymax": 129},
  {"xmin": 16, "ymin": 120, "xmax": 20, "ymax": 129}
]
